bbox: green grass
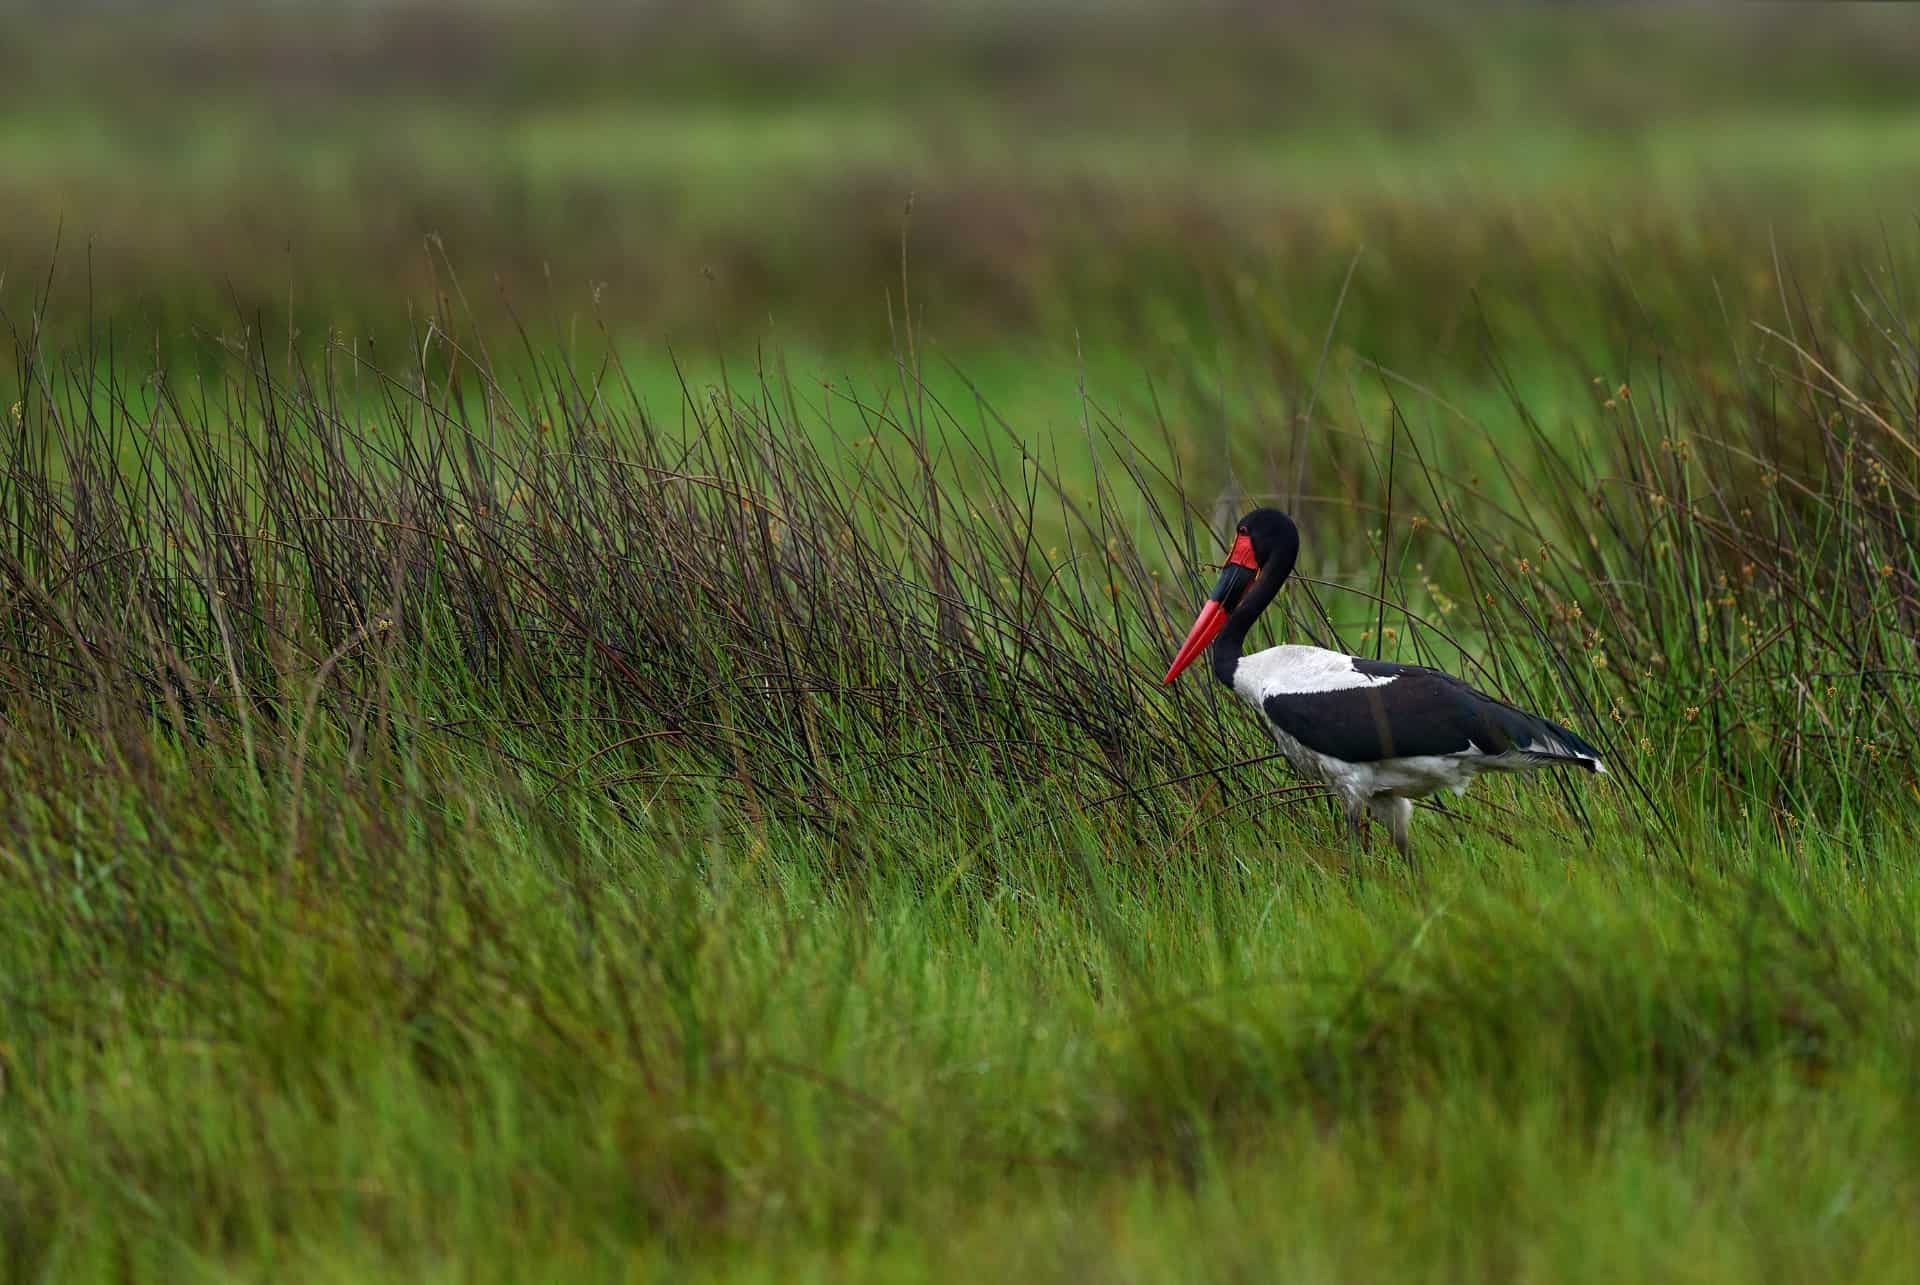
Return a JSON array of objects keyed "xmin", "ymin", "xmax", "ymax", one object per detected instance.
[
  {"xmin": 6, "ymin": 4, "xmax": 1920, "ymax": 1279},
  {"xmin": 8, "ymin": 737, "xmax": 1920, "ymax": 1283},
  {"xmin": 5, "ymin": 259, "xmax": 1920, "ymax": 1278}
]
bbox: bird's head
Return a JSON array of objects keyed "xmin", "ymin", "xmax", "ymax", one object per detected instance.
[{"xmin": 1162, "ymin": 508, "xmax": 1299, "ymax": 683}]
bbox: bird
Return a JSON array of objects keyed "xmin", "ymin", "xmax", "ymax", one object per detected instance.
[{"xmin": 1162, "ymin": 508, "xmax": 1605, "ymax": 854}]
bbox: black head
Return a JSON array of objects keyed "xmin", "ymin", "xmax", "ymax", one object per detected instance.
[
  {"xmin": 1162, "ymin": 507, "xmax": 1302, "ymax": 683},
  {"xmin": 1233, "ymin": 508, "xmax": 1300, "ymax": 586}
]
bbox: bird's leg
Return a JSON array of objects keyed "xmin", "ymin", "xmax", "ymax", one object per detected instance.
[
  {"xmin": 1387, "ymin": 798, "xmax": 1412, "ymax": 857},
  {"xmin": 1365, "ymin": 796, "xmax": 1413, "ymax": 859}
]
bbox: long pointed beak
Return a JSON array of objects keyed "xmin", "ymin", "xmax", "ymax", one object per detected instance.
[
  {"xmin": 1162, "ymin": 534, "xmax": 1259, "ymax": 684},
  {"xmin": 1163, "ymin": 598, "xmax": 1231, "ymax": 683}
]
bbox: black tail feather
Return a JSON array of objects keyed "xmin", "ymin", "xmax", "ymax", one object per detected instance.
[
  {"xmin": 1518, "ymin": 712, "xmax": 1605, "ymax": 771},
  {"xmin": 1480, "ymin": 698, "xmax": 1606, "ymax": 771}
]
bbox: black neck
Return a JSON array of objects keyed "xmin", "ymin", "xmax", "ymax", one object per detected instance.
[{"xmin": 1211, "ymin": 562, "xmax": 1291, "ymax": 685}]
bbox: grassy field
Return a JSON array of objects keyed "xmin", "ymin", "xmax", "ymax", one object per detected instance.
[{"xmin": 5, "ymin": 4, "xmax": 1920, "ymax": 1282}]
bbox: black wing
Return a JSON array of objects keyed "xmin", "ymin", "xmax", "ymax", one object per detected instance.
[{"xmin": 1259, "ymin": 658, "xmax": 1599, "ymax": 765}]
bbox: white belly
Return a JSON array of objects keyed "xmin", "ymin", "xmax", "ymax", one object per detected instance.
[{"xmin": 1265, "ymin": 726, "xmax": 1481, "ymax": 805}]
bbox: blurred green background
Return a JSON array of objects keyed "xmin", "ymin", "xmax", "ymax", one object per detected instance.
[{"xmin": 8, "ymin": 0, "xmax": 1920, "ymax": 377}]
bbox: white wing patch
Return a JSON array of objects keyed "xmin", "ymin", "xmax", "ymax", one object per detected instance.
[{"xmin": 1232, "ymin": 645, "xmax": 1396, "ymax": 704}]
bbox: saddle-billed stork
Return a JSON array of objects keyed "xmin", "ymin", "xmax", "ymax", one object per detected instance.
[{"xmin": 1163, "ymin": 508, "xmax": 1605, "ymax": 853}]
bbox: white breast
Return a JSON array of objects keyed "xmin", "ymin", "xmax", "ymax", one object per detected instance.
[{"xmin": 1230, "ymin": 644, "xmax": 1396, "ymax": 704}]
